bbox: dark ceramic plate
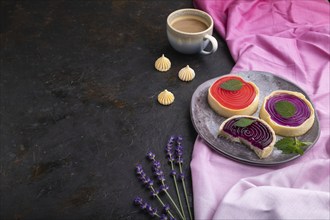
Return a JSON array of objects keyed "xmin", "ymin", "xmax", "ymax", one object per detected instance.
[{"xmin": 190, "ymin": 71, "xmax": 320, "ymax": 166}]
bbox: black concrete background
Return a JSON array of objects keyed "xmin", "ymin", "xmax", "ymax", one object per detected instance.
[{"xmin": 0, "ymin": 0, "xmax": 234, "ymax": 219}]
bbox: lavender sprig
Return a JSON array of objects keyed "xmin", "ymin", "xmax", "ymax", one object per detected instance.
[
  {"xmin": 175, "ymin": 136, "xmax": 193, "ymax": 220},
  {"xmin": 134, "ymin": 196, "xmax": 160, "ymax": 218},
  {"xmin": 134, "ymin": 136, "xmax": 193, "ymax": 220},
  {"xmin": 165, "ymin": 136, "xmax": 186, "ymax": 219},
  {"xmin": 147, "ymin": 152, "xmax": 185, "ymax": 220},
  {"xmin": 135, "ymin": 164, "xmax": 176, "ymax": 219}
]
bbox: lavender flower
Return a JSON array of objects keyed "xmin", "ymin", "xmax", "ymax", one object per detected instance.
[
  {"xmin": 134, "ymin": 136, "xmax": 194, "ymax": 220},
  {"xmin": 160, "ymin": 214, "xmax": 168, "ymax": 220},
  {"xmin": 163, "ymin": 204, "xmax": 170, "ymax": 212},
  {"xmin": 170, "ymin": 170, "xmax": 177, "ymax": 177},
  {"xmin": 174, "ymin": 136, "xmax": 193, "ymax": 220},
  {"xmin": 146, "ymin": 151, "xmax": 185, "ymax": 220},
  {"xmin": 179, "ymin": 173, "xmax": 185, "ymax": 181},
  {"xmin": 134, "ymin": 196, "xmax": 143, "ymax": 206},
  {"xmin": 164, "ymin": 136, "xmax": 186, "ymax": 220},
  {"xmin": 176, "ymin": 135, "xmax": 183, "ymax": 146},
  {"xmin": 136, "ymin": 164, "xmax": 144, "ymax": 175},
  {"xmin": 151, "ymin": 189, "xmax": 159, "ymax": 197},
  {"xmin": 147, "ymin": 151, "xmax": 156, "ymax": 161},
  {"xmin": 153, "ymin": 160, "xmax": 161, "ymax": 168},
  {"xmin": 135, "ymin": 164, "xmax": 155, "ymax": 190},
  {"xmin": 152, "ymin": 158, "xmax": 167, "ymax": 184},
  {"xmin": 135, "ymin": 163, "xmax": 177, "ymax": 219},
  {"xmin": 159, "ymin": 184, "xmax": 169, "ymax": 192},
  {"xmin": 165, "ymin": 136, "xmax": 175, "ymax": 162},
  {"xmin": 175, "ymin": 145, "xmax": 183, "ymax": 164},
  {"xmin": 147, "ymin": 179, "xmax": 154, "ymax": 188},
  {"xmin": 177, "ymin": 157, "xmax": 183, "ymax": 164},
  {"xmin": 147, "ymin": 205, "xmax": 158, "ymax": 217},
  {"xmin": 141, "ymin": 202, "xmax": 148, "ymax": 210},
  {"xmin": 134, "ymin": 196, "xmax": 160, "ymax": 218},
  {"xmin": 146, "ymin": 152, "xmax": 167, "ymax": 183}
]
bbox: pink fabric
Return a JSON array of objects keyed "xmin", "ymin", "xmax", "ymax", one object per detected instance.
[{"xmin": 191, "ymin": 0, "xmax": 330, "ymax": 219}]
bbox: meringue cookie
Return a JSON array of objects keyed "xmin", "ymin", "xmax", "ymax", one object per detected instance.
[
  {"xmin": 158, "ymin": 89, "xmax": 175, "ymax": 105},
  {"xmin": 155, "ymin": 54, "xmax": 171, "ymax": 72},
  {"xmin": 178, "ymin": 65, "xmax": 195, "ymax": 82}
]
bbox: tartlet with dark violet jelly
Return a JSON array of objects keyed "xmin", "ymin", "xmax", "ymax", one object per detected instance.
[
  {"xmin": 259, "ymin": 90, "xmax": 315, "ymax": 137},
  {"xmin": 219, "ymin": 115, "xmax": 276, "ymax": 159},
  {"xmin": 208, "ymin": 75, "xmax": 259, "ymax": 118}
]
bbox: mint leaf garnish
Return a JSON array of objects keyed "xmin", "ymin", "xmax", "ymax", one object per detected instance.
[
  {"xmin": 274, "ymin": 101, "xmax": 296, "ymax": 118},
  {"xmin": 234, "ymin": 118, "xmax": 255, "ymax": 127},
  {"xmin": 275, "ymin": 137, "xmax": 312, "ymax": 155},
  {"xmin": 220, "ymin": 79, "xmax": 243, "ymax": 91}
]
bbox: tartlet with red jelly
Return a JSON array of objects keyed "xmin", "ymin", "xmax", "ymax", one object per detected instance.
[
  {"xmin": 259, "ymin": 90, "xmax": 315, "ymax": 137},
  {"xmin": 208, "ymin": 75, "xmax": 260, "ymax": 118},
  {"xmin": 219, "ymin": 115, "xmax": 276, "ymax": 159}
]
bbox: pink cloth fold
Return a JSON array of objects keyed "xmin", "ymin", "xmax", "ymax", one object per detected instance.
[{"xmin": 191, "ymin": 0, "xmax": 330, "ymax": 219}]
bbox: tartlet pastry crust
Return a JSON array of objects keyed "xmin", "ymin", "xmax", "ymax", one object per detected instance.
[
  {"xmin": 219, "ymin": 115, "xmax": 276, "ymax": 159},
  {"xmin": 259, "ymin": 90, "xmax": 315, "ymax": 137},
  {"xmin": 208, "ymin": 75, "xmax": 260, "ymax": 118}
]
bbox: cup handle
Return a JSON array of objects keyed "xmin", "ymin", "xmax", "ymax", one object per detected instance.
[{"xmin": 201, "ymin": 34, "xmax": 218, "ymax": 55}]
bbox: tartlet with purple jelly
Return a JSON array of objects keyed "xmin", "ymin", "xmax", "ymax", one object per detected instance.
[
  {"xmin": 259, "ymin": 90, "xmax": 315, "ymax": 137},
  {"xmin": 219, "ymin": 115, "xmax": 276, "ymax": 159}
]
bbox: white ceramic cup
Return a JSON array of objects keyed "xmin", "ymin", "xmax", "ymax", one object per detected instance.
[{"xmin": 167, "ymin": 8, "xmax": 218, "ymax": 55}]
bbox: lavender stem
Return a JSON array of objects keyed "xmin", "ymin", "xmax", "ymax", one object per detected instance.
[
  {"xmin": 171, "ymin": 162, "xmax": 186, "ymax": 219},
  {"xmin": 178, "ymin": 163, "xmax": 193, "ymax": 220},
  {"xmin": 164, "ymin": 189, "xmax": 185, "ymax": 220},
  {"xmin": 151, "ymin": 186, "xmax": 175, "ymax": 219}
]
